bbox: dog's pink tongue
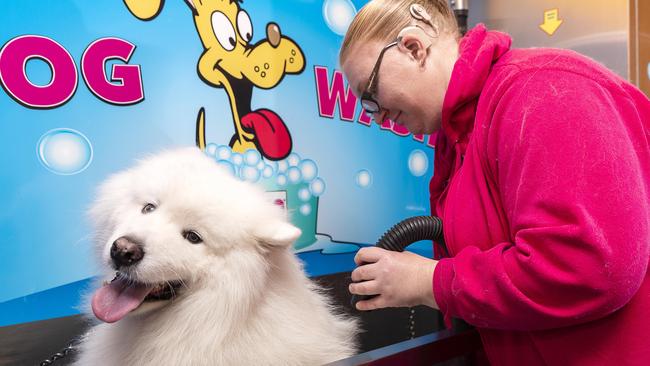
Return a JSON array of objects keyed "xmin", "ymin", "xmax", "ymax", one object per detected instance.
[
  {"xmin": 240, "ymin": 109, "xmax": 292, "ymax": 160},
  {"xmin": 91, "ymin": 278, "xmax": 151, "ymax": 323}
]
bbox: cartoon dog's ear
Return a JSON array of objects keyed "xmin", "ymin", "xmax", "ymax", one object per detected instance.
[
  {"xmin": 184, "ymin": 0, "xmax": 199, "ymax": 15},
  {"xmin": 123, "ymin": 0, "xmax": 165, "ymax": 21},
  {"xmin": 254, "ymin": 221, "xmax": 301, "ymax": 248}
]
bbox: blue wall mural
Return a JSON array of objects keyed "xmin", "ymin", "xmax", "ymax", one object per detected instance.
[{"xmin": 0, "ymin": 0, "xmax": 435, "ymax": 327}]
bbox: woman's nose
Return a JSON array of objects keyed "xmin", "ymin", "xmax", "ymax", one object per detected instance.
[{"xmin": 373, "ymin": 110, "xmax": 387, "ymax": 125}]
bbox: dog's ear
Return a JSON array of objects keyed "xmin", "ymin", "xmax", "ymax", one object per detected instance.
[
  {"xmin": 124, "ymin": 0, "xmax": 166, "ymax": 21},
  {"xmin": 184, "ymin": 0, "xmax": 199, "ymax": 15},
  {"xmin": 254, "ymin": 222, "xmax": 301, "ymax": 248}
]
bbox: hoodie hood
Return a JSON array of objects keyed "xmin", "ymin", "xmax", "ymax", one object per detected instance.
[{"xmin": 430, "ymin": 24, "xmax": 512, "ymax": 219}]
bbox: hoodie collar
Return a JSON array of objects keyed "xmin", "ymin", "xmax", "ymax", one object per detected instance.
[
  {"xmin": 440, "ymin": 24, "xmax": 512, "ymax": 147},
  {"xmin": 429, "ymin": 25, "xmax": 512, "ymax": 219}
]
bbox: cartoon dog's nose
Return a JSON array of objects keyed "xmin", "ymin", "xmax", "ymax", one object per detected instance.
[
  {"xmin": 110, "ymin": 237, "xmax": 144, "ymax": 268},
  {"xmin": 267, "ymin": 22, "xmax": 281, "ymax": 48}
]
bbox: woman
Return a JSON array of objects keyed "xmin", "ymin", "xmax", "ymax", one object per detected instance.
[{"xmin": 341, "ymin": 1, "xmax": 650, "ymax": 365}]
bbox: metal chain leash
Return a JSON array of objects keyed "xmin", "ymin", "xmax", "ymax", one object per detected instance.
[
  {"xmin": 409, "ymin": 307, "xmax": 416, "ymax": 339},
  {"xmin": 39, "ymin": 339, "xmax": 79, "ymax": 366}
]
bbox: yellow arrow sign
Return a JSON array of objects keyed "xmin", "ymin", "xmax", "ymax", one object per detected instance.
[{"xmin": 539, "ymin": 8, "xmax": 563, "ymax": 36}]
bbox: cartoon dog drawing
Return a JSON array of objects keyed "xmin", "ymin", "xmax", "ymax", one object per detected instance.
[{"xmin": 124, "ymin": 0, "xmax": 305, "ymax": 160}]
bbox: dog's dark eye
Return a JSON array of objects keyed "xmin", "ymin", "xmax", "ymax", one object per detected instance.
[
  {"xmin": 183, "ymin": 230, "xmax": 203, "ymax": 244},
  {"xmin": 142, "ymin": 203, "xmax": 156, "ymax": 214}
]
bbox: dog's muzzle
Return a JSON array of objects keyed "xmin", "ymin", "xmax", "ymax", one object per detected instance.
[{"xmin": 111, "ymin": 236, "xmax": 144, "ymax": 269}]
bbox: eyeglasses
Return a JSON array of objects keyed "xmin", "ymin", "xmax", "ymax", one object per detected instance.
[
  {"xmin": 360, "ymin": 39, "xmax": 399, "ymax": 115},
  {"xmin": 361, "ymin": 5, "xmax": 438, "ymax": 116}
]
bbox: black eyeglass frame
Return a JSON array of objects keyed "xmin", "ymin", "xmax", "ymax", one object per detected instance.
[
  {"xmin": 359, "ymin": 6, "xmax": 439, "ymax": 116},
  {"xmin": 360, "ymin": 39, "xmax": 399, "ymax": 115}
]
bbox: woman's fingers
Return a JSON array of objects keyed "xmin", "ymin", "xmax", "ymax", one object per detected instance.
[
  {"xmin": 353, "ymin": 246, "xmax": 389, "ymax": 265},
  {"xmin": 349, "ymin": 280, "xmax": 380, "ymax": 296},
  {"xmin": 355, "ymin": 295, "xmax": 387, "ymax": 311},
  {"xmin": 350, "ymin": 262, "xmax": 378, "ymax": 282},
  {"xmin": 350, "ymin": 250, "xmax": 440, "ymax": 310}
]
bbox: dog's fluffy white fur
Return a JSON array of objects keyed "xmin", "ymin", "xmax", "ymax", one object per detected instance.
[{"xmin": 74, "ymin": 147, "xmax": 358, "ymax": 366}]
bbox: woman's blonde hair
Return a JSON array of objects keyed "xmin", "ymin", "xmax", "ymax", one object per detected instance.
[{"xmin": 339, "ymin": 0, "xmax": 459, "ymax": 65}]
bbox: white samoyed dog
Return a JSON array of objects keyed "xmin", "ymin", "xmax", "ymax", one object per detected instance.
[{"xmin": 73, "ymin": 147, "xmax": 358, "ymax": 366}]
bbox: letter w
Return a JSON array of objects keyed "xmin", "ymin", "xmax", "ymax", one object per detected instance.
[{"xmin": 314, "ymin": 66, "xmax": 357, "ymax": 121}]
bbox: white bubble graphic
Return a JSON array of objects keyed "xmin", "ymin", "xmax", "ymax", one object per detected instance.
[
  {"xmin": 408, "ymin": 149, "xmax": 429, "ymax": 177},
  {"xmin": 298, "ymin": 188, "xmax": 311, "ymax": 202},
  {"xmin": 216, "ymin": 145, "xmax": 232, "ymax": 160},
  {"xmin": 287, "ymin": 166, "xmax": 302, "ymax": 183},
  {"xmin": 240, "ymin": 165, "xmax": 260, "ymax": 182},
  {"xmin": 206, "ymin": 143, "xmax": 218, "ymax": 157},
  {"xmin": 217, "ymin": 159, "xmax": 236, "ymax": 176},
  {"xmin": 310, "ymin": 178, "xmax": 326, "ymax": 197},
  {"xmin": 323, "ymin": 0, "xmax": 357, "ymax": 36},
  {"xmin": 300, "ymin": 204, "xmax": 312, "ymax": 216},
  {"xmin": 647, "ymin": 62, "xmax": 650, "ymax": 81},
  {"xmin": 277, "ymin": 160, "xmax": 289, "ymax": 173},
  {"xmin": 231, "ymin": 152, "xmax": 244, "ymax": 166},
  {"xmin": 355, "ymin": 170, "xmax": 372, "ymax": 188},
  {"xmin": 299, "ymin": 159, "xmax": 318, "ymax": 182},
  {"xmin": 266, "ymin": 160, "xmax": 278, "ymax": 174},
  {"xmin": 37, "ymin": 128, "xmax": 93, "ymax": 175},
  {"xmin": 277, "ymin": 174, "xmax": 288, "ymax": 186},
  {"xmin": 287, "ymin": 153, "xmax": 301, "ymax": 167},
  {"xmin": 262, "ymin": 165, "xmax": 274, "ymax": 178},
  {"xmin": 244, "ymin": 149, "xmax": 261, "ymax": 166},
  {"xmin": 256, "ymin": 161, "xmax": 265, "ymax": 170}
]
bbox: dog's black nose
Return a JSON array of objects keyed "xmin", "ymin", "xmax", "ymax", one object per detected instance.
[{"xmin": 110, "ymin": 237, "xmax": 144, "ymax": 268}]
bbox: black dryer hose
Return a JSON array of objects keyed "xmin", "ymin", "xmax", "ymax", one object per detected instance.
[{"xmin": 351, "ymin": 216, "xmax": 445, "ymax": 308}]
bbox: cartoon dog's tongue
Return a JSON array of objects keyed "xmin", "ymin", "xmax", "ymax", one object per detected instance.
[
  {"xmin": 91, "ymin": 277, "xmax": 152, "ymax": 323},
  {"xmin": 241, "ymin": 109, "xmax": 292, "ymax": 160}
]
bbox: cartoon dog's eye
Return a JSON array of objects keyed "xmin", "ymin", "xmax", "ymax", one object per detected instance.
[
  {"xmin": 142, "ymin": 203, "xmax": 157, "ymax": 214},
  {"xmin": 211, "ymin": 11, "xmax": 236, "ymax": 51},
  {"xmin": 237, "ymin": 10, "xmax": 253, "ymax": 43},
  {"xmin": 183, "ymin": 230, "xmax": 203, "ymax": 244}
]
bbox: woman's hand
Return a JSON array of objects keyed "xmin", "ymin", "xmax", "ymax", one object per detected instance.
[{"xmin": 349, "ymin": 247, "xmax": 439, "ymax": 311}]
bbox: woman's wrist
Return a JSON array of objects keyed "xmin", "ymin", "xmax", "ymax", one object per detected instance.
[{"xmin": 419, "ymin": 258, "xmax": 439, "ymax": 309}]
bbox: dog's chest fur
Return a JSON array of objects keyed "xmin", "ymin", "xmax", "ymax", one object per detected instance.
[{"xmin": 74, "ymin": 252, "xmax": 357, "ymax": 366}]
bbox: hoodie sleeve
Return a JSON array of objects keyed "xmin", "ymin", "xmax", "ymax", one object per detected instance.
[{"xmin": 433, "ymin": 69, "xmax": 649, "ymax": 331}]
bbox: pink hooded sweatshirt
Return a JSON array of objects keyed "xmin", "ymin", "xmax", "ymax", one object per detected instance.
[{"xmin": 431, "ymin": 25, "xmax": 650, "ymax": 365}]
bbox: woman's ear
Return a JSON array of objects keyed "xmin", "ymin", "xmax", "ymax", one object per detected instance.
[{"xmin": 398, "ymin": 26, "xmax": 432, "ymax": 66}]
